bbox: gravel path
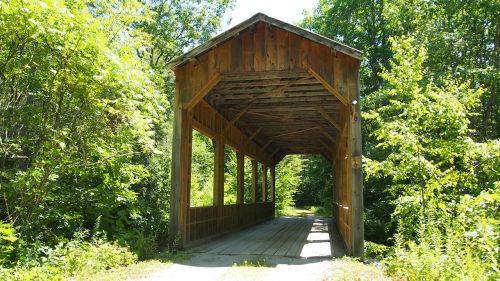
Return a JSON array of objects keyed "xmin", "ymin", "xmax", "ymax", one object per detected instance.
[{"xmin": 132, "ymin": 253, "xmax": 390, "ymax": 281}]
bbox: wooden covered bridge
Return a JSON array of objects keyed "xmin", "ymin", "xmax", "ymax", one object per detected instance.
[{"xmin": 168, "ymin": 14, "xmax": 364, "ymax": 257}]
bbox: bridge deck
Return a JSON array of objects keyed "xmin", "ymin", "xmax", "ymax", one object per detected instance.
[{"xmin": 189, "ymin": 216, "xmax": 345, "ymax": 258}]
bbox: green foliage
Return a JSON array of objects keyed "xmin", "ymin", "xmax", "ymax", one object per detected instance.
[
  {"xmin": 256, "ymin": 163, "xmax": 263, "ymax": 202},
  {"xmin": 294, "ymin": 155, "xmax": 332, "ymax": 208},
  {"xmin": 243, "ymin": 156, "xmax": 253, "ymax": 203},
  {"xmin": 307, "ymin": 205, "xmax": 331, "ymax": 217},
  {"xmin": 265, "ymin": 168, "xmax": 272, "ymax": 201},
  {"xmin": 0, "ymin": 221, "xmax": 18, "ymax": 265},
  {"xmin": 0, "ymin": 233, "xmax": 137, "ymax": 281},
  {"xmin": 274, "ymin": 155, "xmax": 302, "ymax": 215},
  {"xmin": 0, "ymin": 0, "xmax": 157, "ymax": 245},
  {"xmin": 0, "ymin": 0, "xmax": 232, "ymax": 274},
  {"xmin": 224, "ymin": 147, "xmax": 237, "ymax": 205},
  {"xmin": 233, "ymin": 259, "xmax": 275, "ymax": 268},
  {"xmin": 386, "ymin": 215, "xmax": 496, "ymax": 280},
  {"xmin": 303, "ymin": 0, "xmax": 500, "ymax": 246},
  {"xmin": 367, "ymin": 36, "xmax": 499, "ymax": 280},
  {"xmin": 190, "ymin": 130, "xmax": 215, "ymax": 207},
  {"xmin": 364, "ymin": 241, "xmax": 389, "ymax": 260}
]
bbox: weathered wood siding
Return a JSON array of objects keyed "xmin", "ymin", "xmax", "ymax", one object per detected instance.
[{"xmin": 170, "ymin": 20, "xmax": 363, "ymax": 257}]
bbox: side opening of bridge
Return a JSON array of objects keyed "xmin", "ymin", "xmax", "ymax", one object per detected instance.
[{"xmin": 168, "ymin": 13, "xmax": 364, "ymax": 257}]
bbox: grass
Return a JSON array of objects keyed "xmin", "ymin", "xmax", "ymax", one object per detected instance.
[
  {"xmin": 73, "ymin": 251, "xmax": 191, "ymax": 281},
  {"xmin": 233, "ymin": 259, "xmax": 276, "ymax": 268},
  {"xmin": 278, "ymin": 205, "xmax": 331, "ymax": 217},
  {"xmin": 328, "ymin": 257, "xmax": 390, "ymax": 281}
]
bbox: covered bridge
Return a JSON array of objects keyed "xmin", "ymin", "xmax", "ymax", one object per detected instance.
[{"xmin": 168, "ymin": 13, "xmax": 364, "ymax": 257}]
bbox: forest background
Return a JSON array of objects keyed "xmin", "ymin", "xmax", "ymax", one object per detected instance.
[{"xmin": 0, "ymin": 0, "xmax": 498, "ymax": 280}]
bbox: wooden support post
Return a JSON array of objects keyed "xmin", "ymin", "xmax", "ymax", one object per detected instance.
[
  {"xmin": 262, "ymin": 164, "xmax": 267, "ymax": 202},
  {"xmin": 351, "ymin": 72, "xmax": 364, "ymax": 259},
  {"xmin": 331, "ymin": 154, "xmax": 338, "ymax": 225},
  {"xmin": 251, "ymin": 160, "xmax": 257, "ymax": 203},
  {"xmin": 236, "ymin": 151, "xmax": 244, "ymax": 204},
  {"xmin": 214, "ymin": 135, "xmax": 225, "ymax": 232},
  {"xmin": 214, "ymin": 137, "xmax": 224, "ymax": 207},
  {"xmin": 169, "ymin": 90, "xmax": 192, "ymax": 247}
]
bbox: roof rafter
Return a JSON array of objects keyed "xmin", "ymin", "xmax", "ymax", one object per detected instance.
[
  {"xmin": 223, "ymin": 76, "xmax": 311, "ymax": 132},
  {"xmin": 308, "ymin": 67, "xmax": 349, "ymax": 106},
  {"xmin": 315, "ymin": 106, "xmax": 341, "ymax": 131},
  {"xmin": 184, "ymin": 72, "xmax": 221, "ymax": 110}
]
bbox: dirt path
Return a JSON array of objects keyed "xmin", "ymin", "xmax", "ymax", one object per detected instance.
[{"xmin": 132, "ymin": 253, "xmax": 390, "ymax": 281}]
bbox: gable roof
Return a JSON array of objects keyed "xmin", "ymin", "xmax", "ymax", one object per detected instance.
[{"xmin": 167, "ymin": 13, "xmax": 362, "ymax": 69}]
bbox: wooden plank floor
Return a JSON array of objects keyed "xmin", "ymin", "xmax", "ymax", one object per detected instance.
[{"xmin": 189, "ymin": 216, "xmax": 346, "ymax": 258}]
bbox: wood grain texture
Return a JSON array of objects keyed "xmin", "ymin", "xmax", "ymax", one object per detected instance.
[{"xmin": 171, "ymin": 19, "xmax": 363, "ymax": 258}]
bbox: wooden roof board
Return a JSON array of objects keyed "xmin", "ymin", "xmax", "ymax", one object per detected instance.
[{"xmin": 167, "ymin": 13, "xmax": 362, "ymax": 69}]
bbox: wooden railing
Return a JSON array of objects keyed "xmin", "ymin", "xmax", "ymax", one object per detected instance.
[{"xmin": 187, "ymin": 202, "xmax": 274, "ymax": 244}]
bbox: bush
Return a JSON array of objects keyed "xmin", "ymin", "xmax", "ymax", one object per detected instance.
[
  {"xmin": 117, "ymin": 229, "xmax": 158, "ymax": 259},
  {"xmin": 364, "ymin": 241, "xmax": 390, "ymax": 260},
  {"xmin": 385, "ymin": 230, "xmax": 489, "ymax": 280},
  {"xmin": 0, "ymin": 221, "xmax": 18, "ymax": 266},
  {"xmin": 384, "ymin": 190, "xmax": 499, "ymax": 281},
  {"xmin": 0, "ymin": 234, "xmax": 137, "ymax": 281}
]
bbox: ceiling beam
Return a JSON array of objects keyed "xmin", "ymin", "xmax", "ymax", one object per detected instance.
[
  {"xmin": 261, "ymin": 139, "xmax": 273, "ymax": 150},
  {"xmin": 319, "ymin": 139, "xmax": 335, "ymax": 155},
  {"xmin": 243, "ymin": 127, "xmax": 263, "ymax": 147},
  {"xmin": 224, "ymin": 76, "xmax": 312, "ymax": 131},
  {"xmin": 270, "ymin": 147, "xmax": 281, "ymax": 157},
  {"xmin": 317, "ymin": 126, "xmax": 337, "ymax": 145},
  {"xmin": 272, "ymin": 126, "xmax": 318, "ymax": 139},
  {"xmin": 315, "ymin": 106, "xmax": 341, "ymax": 131}
]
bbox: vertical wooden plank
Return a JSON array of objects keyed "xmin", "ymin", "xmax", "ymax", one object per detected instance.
[
  {"xmin": 230, "ymin": 34, "xmax": 243, "ymax": 72},
  {"xmin": 241, "ymin": 29, "xmax": 255, "ymax": 72},
  {"xmin": 251, "ymin": 160, "xmax": 257, "ymax": 203},
  {"xmin": 288, "ymin": 33, "xmax": 301, "ymax": 69},
  {"xmin": 206, "ymin": 49, "xmax": 216, "ymax": 79},
  {"xmin": 253, "ymin": 22, "xmax": 266, "ymax": 72},
  {"xmin": 237, "ymin": 151, "xmax": 244, "ymax": 204},
  {"xmin": 215, "ymin": 41, "xmax": 231, "ymax": 73},
  {"xmin": 299, "ymin": 37, "xmax": 310, "ymax": 69},
  {"xmin": 276, "ymin": 28, "xmax": 289, "ymax": 70},
  {"xmin": 265, "ymin": 23, "xmax": 277, "ymax": 71}
]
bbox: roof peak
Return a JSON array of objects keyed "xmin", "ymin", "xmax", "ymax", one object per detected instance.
[{"xmin": 167, "ymin": 13, "xmax": 362, "ymax": 69}]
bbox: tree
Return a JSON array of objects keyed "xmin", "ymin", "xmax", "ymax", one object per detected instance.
[
  {"xmin": 0, "ymin": 0, "xmax": 234, "ymax": 258},
  {"xmin": 301, "ymin": 0, "xmax": 391, "ymax": 96},
  {"xmin": 365, "ymin": 36, "xmax": 499, "ymax": 279},
  {"xmin": 294, "ymin": 155, "xmax": 332, "ymax": 208},
  {"xmin": 301, "ymin": 0, "xmax": 499, "ymax": 244},
  {"xmin": 0, "ymin": 0, "xmax": 159, "ymax": 243},
  {"xmin": 274, "ymin": 155, "xmax": 302, "ymax": 214}
]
